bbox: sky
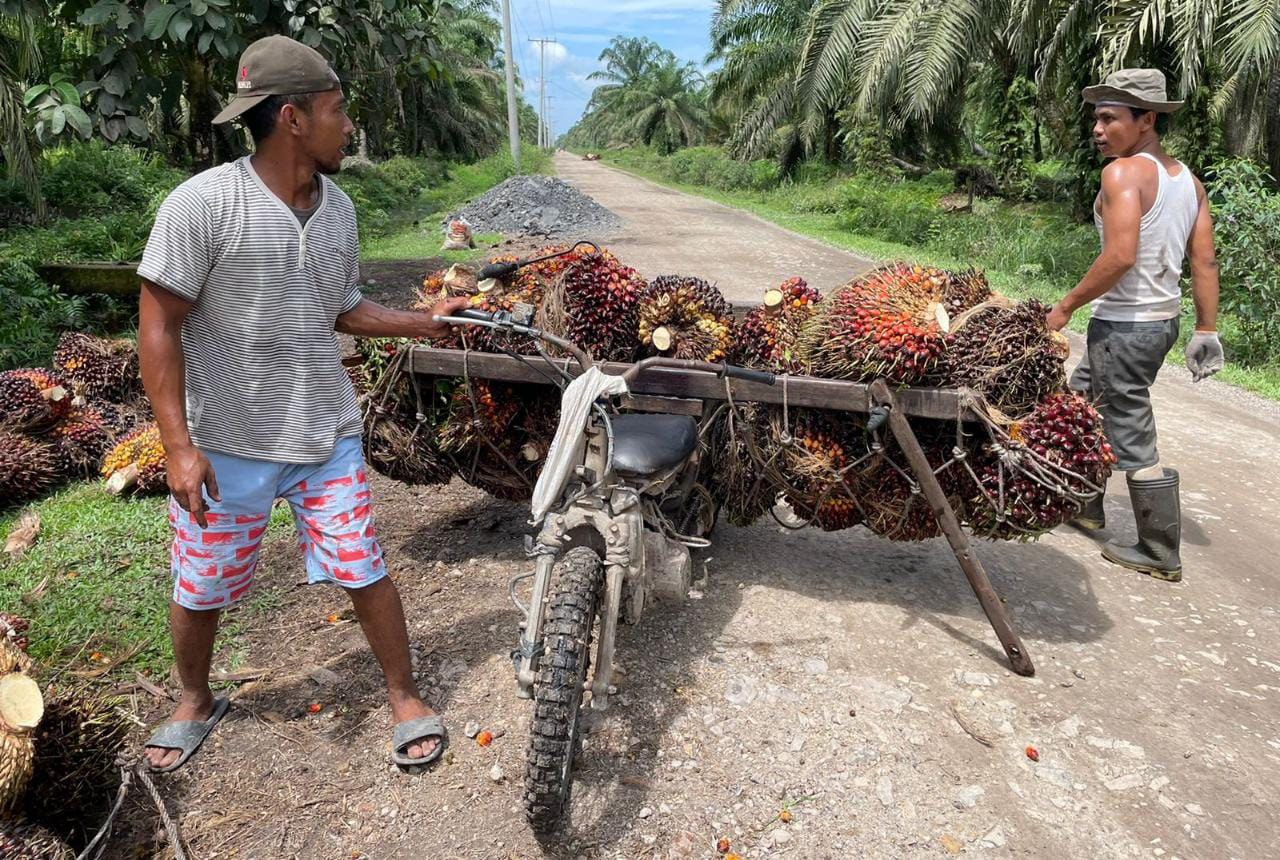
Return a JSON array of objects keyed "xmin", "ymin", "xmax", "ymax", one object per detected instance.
[{"xmin": 504, "ymin": 0, "xmax": 716, "ymax": 140}]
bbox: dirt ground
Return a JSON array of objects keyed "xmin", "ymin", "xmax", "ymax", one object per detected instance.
[{"xmin": 114, "ymin": 158, "xmax": 1280, "ymax": 859}]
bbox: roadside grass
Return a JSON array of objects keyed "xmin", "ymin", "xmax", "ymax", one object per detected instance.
[
  {"xmin": 597, "ymin": 153, "xmax": 1280, "ymax": 401},
  {"xmin": 0, "ymin": 483, "xmax": 295, "ymax": 678},
  {"xmin": 363, "ymin": 230, "xmax": 503, "ymax": 264}
]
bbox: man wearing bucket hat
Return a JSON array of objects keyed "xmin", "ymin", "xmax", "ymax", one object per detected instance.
[
  {"xmin": 1045, "ymin": 69, "xmax": 1223, "ymax": 582},
  {"xmin": 136, "ymin": 35, "xmax": 469, "ymax": 773}
]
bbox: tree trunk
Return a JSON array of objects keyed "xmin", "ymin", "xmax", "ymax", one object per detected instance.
[
  {"xmin": 186, "ymin": 57, "xmax": 218, "ymax": 170},
  {"xmin": 1266, "ymin": 63, "xmax": 1280, "ymax": 182}
]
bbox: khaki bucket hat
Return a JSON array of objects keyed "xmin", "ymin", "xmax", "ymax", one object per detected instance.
[
  {"xmin": 212, "ymin": 35, "xmax": 341, "ymax": 125},
  {"xmin": 1082, "ymin": 68, "xmax": 1183, "ymax": 113}
]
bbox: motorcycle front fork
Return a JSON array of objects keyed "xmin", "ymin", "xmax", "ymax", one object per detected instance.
[{"xmin": 512, "ymin": 506, "xmax": 642, "ymax": 711}]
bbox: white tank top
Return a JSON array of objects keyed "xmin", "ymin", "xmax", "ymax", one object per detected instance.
[{"xmin": 1091, "ymin": 152, "xmax": 1199, "ymax": 322}]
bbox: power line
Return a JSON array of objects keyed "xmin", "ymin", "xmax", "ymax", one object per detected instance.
[{"xmin": 528, "ymin": 37, "xmax": 557, "ymax": 148}]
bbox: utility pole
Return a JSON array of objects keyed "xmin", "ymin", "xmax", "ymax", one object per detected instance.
[
  {"xmin": 500, "ymin": 0, "xmax": 520, "ymax": 170},
  {"xmin": 545, "ymin": 95, "xmax": 555, "ymax": 150},
  {"xmin": 528, "ymin": 37, "xmax": 557, "ymax": 149}
]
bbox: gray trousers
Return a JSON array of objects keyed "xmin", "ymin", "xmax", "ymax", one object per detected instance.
[{"xmin": 1069, "ymin": 317, "xmax": 1180, "ymax": 472}]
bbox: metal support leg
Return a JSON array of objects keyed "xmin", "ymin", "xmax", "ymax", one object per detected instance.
[{"xmin": 870, "ymin": 380, "xmax": 1036, "ymax": 676}]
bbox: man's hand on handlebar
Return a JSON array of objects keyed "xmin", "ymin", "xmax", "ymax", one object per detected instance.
[{"xmin": 420, "ymin": 296, "xmax": 473, "ymax": 339}]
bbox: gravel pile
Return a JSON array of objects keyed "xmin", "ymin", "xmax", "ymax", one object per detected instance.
[{"xmin": 444, "ymin": 174, "xmax": 622, "ymax": 239}]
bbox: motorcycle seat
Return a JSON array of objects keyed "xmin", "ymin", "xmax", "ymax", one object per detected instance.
[{"xmin": 609, "ymin": 413, "xmax": 698, "ymax": 476}]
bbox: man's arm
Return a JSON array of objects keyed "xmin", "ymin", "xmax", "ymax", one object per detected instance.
[
  {"xmin": 335, "ymin": 295, "xmax": 472, "ymax": 339},
  {"xmin": 1046, "ymin": 160, "xmax": 1144, "ymax": 330},
  {"xmin": 1183, "ymin": 178, "xmax": 1224, "ymax": 381},
  {"xmin": 138, "ymin": 279, "xmax": 220, "ymax": 527}
]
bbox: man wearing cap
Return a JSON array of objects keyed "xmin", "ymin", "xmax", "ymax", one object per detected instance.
[
  {"xmin": 137, "ymin": 35, "xmax": 469, "ymax": 772},
  {"xmin": 1046, "ymin": 69, "xmax": 1223, "ymax": 582}
]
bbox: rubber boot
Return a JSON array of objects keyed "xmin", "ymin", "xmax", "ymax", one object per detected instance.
[
  {"xmin": 1101, "ymin": 468, "xmax": 1182, "ymax": 582},
  {"xmin": 1072, "ymin": 489, "xmax": 1106, "ymax": 530}
]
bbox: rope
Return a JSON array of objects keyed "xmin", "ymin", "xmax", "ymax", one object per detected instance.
[{"xmin": 75, "ymin": 760, "xmax": 186, "ymax": 860}]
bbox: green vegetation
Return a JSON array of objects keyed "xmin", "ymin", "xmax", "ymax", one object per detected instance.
[
  {"xmin": 0, "ymin": 484, "xmax": 294, "ymax": 676},
  {"xmin": 562, "ymin": 37, "xmax": 711, "ymax": 153},
  {"xmin": 0, "ymin": 145, "xmax": 552, "ymax": 370},
  {"xmin": 598, "ymin": 145, "xmax": 1280, "ymax": 399}
]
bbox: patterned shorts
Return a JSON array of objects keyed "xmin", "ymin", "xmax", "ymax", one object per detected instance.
[{"xmin": 169, "ymin": 436, "xmax": 385, "ymax": 610}]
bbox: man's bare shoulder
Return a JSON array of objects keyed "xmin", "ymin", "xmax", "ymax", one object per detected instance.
[{"xmin": 1100, "ymin": 156, "xmax": 1156, "ymax": 190}]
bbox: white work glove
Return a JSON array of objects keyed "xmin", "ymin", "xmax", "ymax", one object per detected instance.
[{"xmin": 1184, "ymin": 330, "xmax": 1224, "ymax": 382}]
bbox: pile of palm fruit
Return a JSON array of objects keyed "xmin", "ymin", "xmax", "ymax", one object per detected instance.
[
  {"xmin": 0, "ymin": 627, "xmax": 131, "ymax": 858},
  {"xmin": 724, "ymin": 264, "xmax": 1112, "ymax": 540},
  {"xmin": 361, "ymin": 244, "xmax": 741, "ymax": 501},
  {"xmin": 360, "ymin": 251, "xmax": 1112, "ymax": 539},
  {"xmin": 1, "ymin": 333, "xmax": 159, "ymax": 509}
]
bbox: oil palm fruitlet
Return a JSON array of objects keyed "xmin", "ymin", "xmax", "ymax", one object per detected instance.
[{"xmin": 0, "ymin": 370, "xmax": 72, "ymax": 433}]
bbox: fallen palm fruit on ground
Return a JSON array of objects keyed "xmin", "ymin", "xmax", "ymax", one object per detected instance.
[
  {"xmin": 100, "ymin": 422, "xmax": 167, "ymax": 495},
  {"xmin": 636, "ymin": 275, "xmax": 735, "ymax": 362}
]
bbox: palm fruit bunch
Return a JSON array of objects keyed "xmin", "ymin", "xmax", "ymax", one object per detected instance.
[
  {"xmin": 636, "ymin": 275, "xmax": 735, "ymax": 362},
  {"xmin": 0, "ymin": 615, "xmax": 29, "ymax": 653},
  {"xmin": 941, "ymin": 269, "xmax": 994, "ymax": 318},
  {"xmin": 90, "ymin": 398, "xmax": 151, "ymax": 439},
  {"xmin": 802, "ymin": 264, "xmax": 953, "ymax": 385},
  {"xmin": 51, "ymin": 333, "xmax": 139, "ymax": 401},
  {"xmin": 707, "ymin": 404, "xmax": 778, "ymax": 527},
  {"xmin": 414, "ymin": 265, "xmax": 479, "ymax": 351},
  {"xmin": 0, "ymin": 821, "xmax": 73, "ymax": 859},
  {"xmin": 100, "ymin": 422, "xmax": 167, "ymax": 495},
  {"xmin": 0, "ymin": 639, "xmax": 43, "ymax": 816},
  {"xmin": 437, "ymin": 380, "xmax": 533, "ymax": 499},
  {"xmin": 22, "ymin": 686, "xmax": 130, "ymax": 852},
  {"xmin": 46, "ymin": 406, "xmax": 114, "ymax": 479},
  {"xmin": 774, "ymin": 409, "xmax": 864, "ymax": 531},
  {"xmin": 537, "ymin": 248, "xmax": 645, "ymax": 362},
  {"xmin": 0, "ymin": 370, "xmax": 72, "ymax": 433},
  {"xmin": 0, "ymin": 430, "xmax": 58, "ymax": 507},
  {"xmin": 357, "ymin": 338, "xmax": 455, "ymax": 487},
  {"xmin": 735, "ymin": 277, "xmax": 823, "ymax": 373},
  {"xmin": 967, "ymin": 391, "xmax": 1116, "ymax": 539},
  {"xmin": 946, "ymin": 298, "xmax": 1069, "ymax": 418},
  {"xmin": 852, "ymin": 421, "xmax": 966, "ymax": 541}
]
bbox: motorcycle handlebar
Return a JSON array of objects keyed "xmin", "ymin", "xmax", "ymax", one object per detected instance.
[
  {"xmin": 477, "ymin": 260, "xmax": 520, "ymax": 281},
  {"xmin": 721, "ymin": 364, "xmax": 775, "ymax": 385}
]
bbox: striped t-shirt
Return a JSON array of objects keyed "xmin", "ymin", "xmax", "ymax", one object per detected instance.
[{"xmin": 138, "ymin": 157, "xmax": 364, "ymax": 464}]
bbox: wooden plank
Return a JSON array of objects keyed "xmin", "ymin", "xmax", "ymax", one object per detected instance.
[
  {"xmin": 408, "ymin": 346, "xmax": 976, "ymax": 421},
  {"xmin": 871, "ymin": 379, "xmax": 1035, "ymax": 677},
  {"xmin": 620, "ymin": 394, "xmax": 703, "ymax": 416}
]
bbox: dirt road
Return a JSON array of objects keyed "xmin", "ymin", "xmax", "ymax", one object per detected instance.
[{"xmin": 136, "ymin": 157, "xmax": 1280, "ymax": 859}]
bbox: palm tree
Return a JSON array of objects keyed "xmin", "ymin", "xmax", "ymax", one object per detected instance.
[
  {"xmin": 618, "ymin": 56, "xmax": 710, "ymax": 152},
  {"xmin": 1094, "ymin": 0, "xmax": 1280, "ymax": 178},
  {"xmin": 707, "ymin": 0, "xmax": 816, "ymax": 168},
  {"xmin": 0, "ymin": 0, "xmax": 46, "ymax": 220}
]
